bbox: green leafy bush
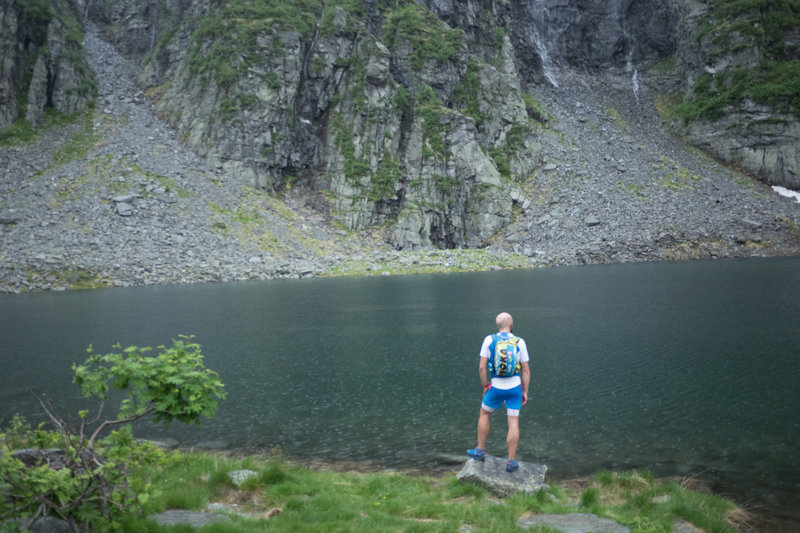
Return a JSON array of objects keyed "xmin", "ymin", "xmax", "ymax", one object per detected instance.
[{"xmin": 0, "ymin": 336, "xmax": 226, "ymax": 531}]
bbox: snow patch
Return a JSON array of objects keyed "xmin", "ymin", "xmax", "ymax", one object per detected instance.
[{"xmin": 773, "ymin": 186, "xmax": 800, "ymax": 204}]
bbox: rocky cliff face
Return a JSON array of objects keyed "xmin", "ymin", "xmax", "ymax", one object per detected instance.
[
  {"xmin": 85, "ymin": 0, "xmax": 549, "ymax": 250},
  {"xmin": 3, "ymin": 0, "xmax": 799, "ymax": 261},
  {"xmin": 664, "ymin": 0, "xmax": 800, "ymax": 189},
  {"xmin": 499, "ymin": 0, "xmax": 679, "ymax": 80},
  {"xmin": 0, "ymin": 0, "xmax": 94, "ymax": 130},
  {"xmin": 77, "ymin": 0, "xmax": 797, "ymax": 250}
]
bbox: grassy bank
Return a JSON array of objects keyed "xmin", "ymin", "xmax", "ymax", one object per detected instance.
[{"xmin": 114, "ymin": 449, "xmax": 749, "ymax": 532}]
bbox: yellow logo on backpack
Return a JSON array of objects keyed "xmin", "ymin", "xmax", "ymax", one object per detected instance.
[{"xmin": 489, "ymin": 334, "xmax": 521, "ymax": 377}]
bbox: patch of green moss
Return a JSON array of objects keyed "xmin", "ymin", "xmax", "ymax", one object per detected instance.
[
  {"xmin": 677, "ymin": 1, "xmax": 800, "ymax": 120},
  {"xmin": 488, "ymin": 123, "xmax": 528, "ymax": 180},
  {"xmin": 320, "ymin": 0, "xmax": 365, "ymax": 36},
  {"xmin": 23, "ymin": 268, "xmax": 110, "ymax": 290},
  {"xmin": 327, "ymin": 248, "xmax": 537, "ymax": 277},
  {"xmin": 187, "ymin": 0, "xmax": 332, "ymax": 87},
  {"xmin": 331, "ymin": 112, "xmax": 370, "ymax": 186},
  {"xmin": 12, "ymin": 0, "xmax": 54, "ymax": 41},
  {"xmin": 606, "ymin": 107, "xmax": 630, "ymax": 131},
  {"xmin": 435, "ymin": 173, "xmax": 460, "ymax": 198},
  {"xmin": 370, "ymin": 156, "xmax": 401, "ymax": 201},
  {"xmin": 51, "ymin": 110, "xmax": 101, "ymax": 167},
  {"xmin": 383, "ymin": 3, "xmax": 462, "ymax": 71},
  {"xmin": 415, "ymin": 84, "xmax": 448, "ymax": 160},
  {"xmin": 453, "ymin": 59, "xmax": 487, "ymax": 127},
  {"xmin": 0, "ymin": 119, "xmax": 39, "ymax": 146}
]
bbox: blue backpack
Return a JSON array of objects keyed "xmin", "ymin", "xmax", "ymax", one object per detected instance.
[{"xmin": 488, "ymin": 334, "xmax": 521, "ymax": 377}]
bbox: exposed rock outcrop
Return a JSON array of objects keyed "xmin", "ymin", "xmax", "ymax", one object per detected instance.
[
  {"xmin": 86, "ymin": 1, "xmax": 544, "ymax": 249},
  {"xmin": 457, "ymin": 455, "xmax": 547, "ymax": 497},
  {"xmin": 679, "ymin": 107, "xmax": 800, "ymax": 189},
  {"xmin": 665, "ymin": 0, "xmax": 800, "ymax": 188},
  {"xmin": 517, "ymin": 513, "xmax": 631, "ymax": 533},
  {"xmin": 69, "ymin": 0, "xmax": 799, "ymax": 245},
  {"xmin": 0, "ymin": 0, "xmax": 94, "ymax": 130}
]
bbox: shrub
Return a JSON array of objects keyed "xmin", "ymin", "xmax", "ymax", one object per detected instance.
[{"xmin": 0, "ymin": 336, "xmax": 226, "ymax": 532}]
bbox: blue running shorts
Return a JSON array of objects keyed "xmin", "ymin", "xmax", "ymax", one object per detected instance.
[{"xmin": 481, "ymin": 384, "xmax": 523, "ymax": 416}]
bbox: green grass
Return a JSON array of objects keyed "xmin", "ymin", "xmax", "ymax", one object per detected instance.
[
  {"xmin": 113, "ymin": 452, "xmax": 751, "ymax": 533},
  {"xmin": 0, "ymin": 118, "xmax": 39, "ymax": 146},
  {"xmin": 51, "ymin": 110, "xmax": 102, "ymax": 167},
  {"xmin": 651, "ymin": 156, "xmax": 703, "ymax": 191},
  {"xmin": 1, "ymin": 422, "xmax": 751, "ymax": 533},
  {"xmin": 488, "ymin": 123, "xmax": 530, "ymax": 180},
  {"xmin": 326, "ymin": 249, "xmax": 539, "ymax": 277},
  {"xmin": 606, "ymin": 107, "xmax": 630, "ymax": 132},
  {"xmin": 452, "ymin": 59, "xmax": 488, "ymax": 127},
  {"xmin": 17, "ymin": 268, "xmax": 111, "ymax": 291},
  {"xmin": 0, "ymin": 108, "xmax": 84, "ymax": 147}
]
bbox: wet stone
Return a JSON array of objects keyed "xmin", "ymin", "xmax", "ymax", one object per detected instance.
[{"xmin": 456, "ymin": 454, "xmax": 547, "ymax": 497}]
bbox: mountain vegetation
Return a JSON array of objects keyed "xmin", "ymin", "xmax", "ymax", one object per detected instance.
[{"xmin": 675, "ymin": 0, "xmax": 800, "ymax": 119}]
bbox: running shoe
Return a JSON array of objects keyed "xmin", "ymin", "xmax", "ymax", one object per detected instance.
[
  {"xmin": 466, "ymin": 448, "xmax": 485, "ymax": 461},
  {"xmin": 505, "ymin": 459, "xmax": 519, "ymax": 472}
]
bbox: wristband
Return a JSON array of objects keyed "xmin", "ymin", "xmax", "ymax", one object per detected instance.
[{"xmin": 482, "ymin": 383, "xmax": 491, "ymax": 391}]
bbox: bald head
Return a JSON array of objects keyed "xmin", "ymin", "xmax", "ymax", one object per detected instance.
[{"xmin": 496, "ymin": 312, "xmax": 513, "ymax": 332}]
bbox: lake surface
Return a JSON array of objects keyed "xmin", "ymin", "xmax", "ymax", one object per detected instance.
[{"xmin": 1, "ymin": 258, "xmax": 799, "ymax": 524}]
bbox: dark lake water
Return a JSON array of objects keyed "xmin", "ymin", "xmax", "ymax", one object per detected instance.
[{"xmin": 1, "ymin": 258, "xmax": 799, "ymax": 525}]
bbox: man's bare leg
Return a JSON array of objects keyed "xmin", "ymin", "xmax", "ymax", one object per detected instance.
[
  {"xmin": 477, "ymin": 408, "xmax": 491, "ymax": 450},
  {"xmin": 506, "ymin": 415, "xmax": 520, "ymax": 461}
]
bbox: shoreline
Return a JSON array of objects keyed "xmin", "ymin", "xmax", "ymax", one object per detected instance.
[
  {"xmin": 3, "ymin": 250, "xmax": 800, "ymax": 294},
  {"xmin": 175, "ymin": 446, "xmax": 796, "ymax": 532}
]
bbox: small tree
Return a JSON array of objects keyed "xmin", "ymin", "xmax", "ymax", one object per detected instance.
[{"xmin": 0, "ymin": 335, "xmax": 226, "ymax": 532}]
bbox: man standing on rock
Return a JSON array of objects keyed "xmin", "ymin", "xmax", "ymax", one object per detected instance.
[{"xmin": 467, "ymin": 312, "xmax": 531, "ymax": 472}]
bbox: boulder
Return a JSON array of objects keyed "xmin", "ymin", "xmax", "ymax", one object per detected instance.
[
  {"xmin": 228, "ymin": 469, "xmax": 258, "ymax": 487},
  {"xmin": 456, "ymin": 455, "xmax": 547, "ymax": 497},
  {"xmin": 151, "ymin": 509, "xmax": 231, "ymax": 527},
  {"xmin": 517, "ymin": 513, "xmax": 630, "ymax": 533}
]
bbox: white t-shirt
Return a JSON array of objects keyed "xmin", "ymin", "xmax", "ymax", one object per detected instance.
[{"xmin": 480, "ymin": 333, "xmax": 530, "ymax": 389}]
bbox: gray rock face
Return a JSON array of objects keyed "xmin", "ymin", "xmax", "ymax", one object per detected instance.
[
  {"xmin": 55, "ymin": 0, "xmax": 795, "ymax": 247},
  {"xmin": 228, "ymin": 469, "xmax": 258, "ymax": 487},
  {"xmin": 456, "ymin": 455, "xmax": 547, "ymax": 497},
  {"xmin": 6, "ymin": 517, "xmax": 73, "ymax": 533},
  {"xmin": 0, "ymin": 0, "xmax": 94, "ymax": 130},
  {"xmin": 664, "ymin": 0, "xmax": 800, "ymax": 188},
  {"xmin": 501, "ymin": 0, "xmax": 679, "ymax": 84},
  {"xmin": 680, "ymin": 109, "xmax": 800, "ymax": 189},
  {"xmin": 82, "ymin": 0, "xmax": 542, "ymax": 250}
]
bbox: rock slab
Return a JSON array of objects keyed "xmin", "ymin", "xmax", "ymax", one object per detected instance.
[
  {"xmin": 151, "ymin": 510, "xmax": 231, "ymax": 527},
  {"xmin": 456, "ymin": 455, "xmax": 547, "ymax": 497},
  {"xmin": 517, "ymin": 513, "xmax": 630, "ymax": 533}
]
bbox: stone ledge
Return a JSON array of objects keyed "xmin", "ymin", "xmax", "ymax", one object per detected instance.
[
  {"xmin": 517, "ymin": 512, "xmax": 630, "ymax": 533},
  {"xmin": 456, "ymin": 454, "xmax": 547, "ymax": 497},
  {"xmin": 151, "ymin": 509, "xmax": 231, "ymax": 527}
]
